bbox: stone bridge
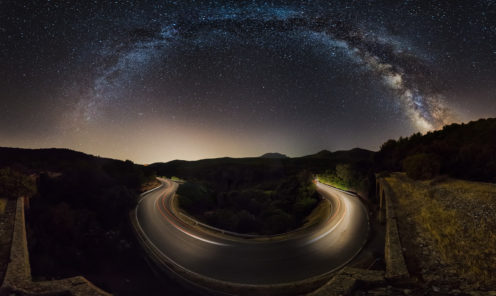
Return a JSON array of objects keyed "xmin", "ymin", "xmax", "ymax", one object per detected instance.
[{"xmin": 0, "ymin": 197, "xmax": 111, "ymax": 296}]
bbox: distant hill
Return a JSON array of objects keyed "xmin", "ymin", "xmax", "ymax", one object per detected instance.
[
  {"xmin": 304, "ymin": 148, "xmax": 374, "ymax": 162},
  {"xmin": 306, "ymin": 149, "xmax": 333, "ymax": 158},
  {"xmin": 0, "ymin": 147, "xmax": 158, "ymax": 191},
  {"xmin": 260, "ymin": 152, "xmax": 288, "ymax": 159},
  {"xmin": 0, "ymin": 147, "xmax": 92, "ymax": 165},
  {"xmin": 0, "ymin": 147, "xmax": 103, "ymax": 174},
  {"xmin": 149, "ymin": 148, "xmax": 375, "ymax": 192},
  {"xmin": 332, "ymin": 148, "xmax": 375, "ymax": 162},
  {"xmin": 0, "ymin": 147, "xmax": 139, "ymax": 172}
]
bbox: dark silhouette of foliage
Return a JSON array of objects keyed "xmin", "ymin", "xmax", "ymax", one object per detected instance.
[
  {"xmin": 376, "ymin": 118, "xmax": 496, "ymax": 182},
  {"xmin": 152, "ymin": 148, "xmax": 375, "ymax": 234},
  {"xmin": 318, "ymin": 162, "xmax": 373, "ymax": 198},
  {"xmin": 0, "ymin": 147, "xmax": 169, "ymax": 295},
  {"xmin": 0, "ymin": 167, "xmax": 36, "ymax": 199},
  {"xmin": 149, "ymin": 148, "xmax": 374, "ymax": 185},
  {"xmin": 177, "ymin": 182, "xmax": 215, "ymax": 214},
  {"xmin": 177, "ymin": 170, "xmax": 320, "ymax": 235},
  {"xmin": 402, "ymin": 153, "xmax": 441, "ymax": 180}
]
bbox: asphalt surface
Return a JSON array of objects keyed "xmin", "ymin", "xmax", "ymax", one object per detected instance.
[{"xmin": 136, "ymin": 179, "xmax": 369, "ymax": 285}]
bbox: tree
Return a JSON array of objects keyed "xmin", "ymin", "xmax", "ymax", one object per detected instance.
[
  {"xmin": 336, "ymin": 164, "xmax": 354, "ymax": 185},
  {"xmin": 0, "ymin": 167, "xmax": 36, "ymax": 199},
  {"xmin": 402, "ymin": 153, "xmax": 441, "ymax": 180}
]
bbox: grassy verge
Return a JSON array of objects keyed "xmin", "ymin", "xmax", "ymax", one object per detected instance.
[
  {"xmin": 170, "ymin": 176, "xmax": 185, "ymax": 182},
  {"xmin": 140, "ymin": 179, "xmax": 162, "ymax": 193},
  {"xmin": 0, "ymin": 198, "xmax": 7, "ymax": 215},
  {"xmin": 385, "ymin": 173, "xmax": 496, "ymax": 287},
  {"xmin": 302, "ymin": 199, "xmax": 330, "ymax": 228},
  {"xmin": 317, "ymin": 178, "xmax": 349, "ymax": 191}
]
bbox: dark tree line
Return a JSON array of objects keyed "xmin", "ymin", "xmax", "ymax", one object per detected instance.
[
  {"xmin": 0, "ymin": 167, "xmax": 36, "ymax": 199},
  {"xmin": 177, "ymin": 170, "xmax": 319, "ymax": 235},
  {"xmin": 27, "ymin": 158, "xmax": 156, "ymax": 277},
  {"xmin": 0, "ymin": 148, "xmax": 167, "ymax": 294},
  {"xmin": 153, "ymin": 147, "xmax": 376, "ymax": 233},
  {"xmin": 375, "ymin": 118, "xmax": 496, "ymax": 182},
  {"xmin": 318, "ymin": 163, "xmax": 373, "ymax": 197}
]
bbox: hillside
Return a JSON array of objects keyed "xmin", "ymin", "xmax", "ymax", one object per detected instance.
[
  {"xmin": 150, "ymin": 148, "xmax": 374, "ymax": 187},
  {"xmin": 304, "ymin": 148, "xmax": 374, "ymax": 162},
  {"xmin": 150, "ymin": 148, "xmax": 375, "ymax": 234},
  {"xmin": 2, "ymin": 118, "xmax": 496, "ymax": 294},
  {"xmin": 376, "ymin": 118, "xmax": 496, "ymax": 182},
  {"xmin": 260, "ymin": 152, "xmax": 289, "ymax": 159}
]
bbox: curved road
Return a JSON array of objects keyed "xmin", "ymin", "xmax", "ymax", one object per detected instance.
[{"xmin": 136, "ymin": 178, "xmax": 369, "ymax": 285}]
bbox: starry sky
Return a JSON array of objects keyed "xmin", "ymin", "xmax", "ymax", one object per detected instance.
[{"xmin": 1, "ymin": 1, "xmax": 495, "ymax": 164}]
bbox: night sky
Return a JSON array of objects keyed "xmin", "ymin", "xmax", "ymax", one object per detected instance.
[{"xmin": 1, "ymin": 1, "xmax": 495, "ymax": 163}]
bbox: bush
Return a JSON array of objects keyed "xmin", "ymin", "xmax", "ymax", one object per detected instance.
[
  {"xmin": 318, "ymin": 163, "xmax": 371, "ymax": 195},
  {"xmin": 236, "ymin": 210, "xmax": 259, "ymax": 233},
  {"xmin": 176, "ymin": 172, "xmax": 319, "ymax": 235},
  {"xmin": 263, "ymin": 209, "xmax": 294, "ymax": 234},
  {"xmin": 402, "ymin": 153, "xmax": 441, "ymax": 180},
  {"xmin": 293, "ymin": 197, "xmax": 318, "ymax": 219},
  {"xmin": 177, "ymin": 182, "xmax": 214, "ymax": 214},
  {"xmin": 0, "ymin": 167, "xmax": 36, "ymax": 199}
]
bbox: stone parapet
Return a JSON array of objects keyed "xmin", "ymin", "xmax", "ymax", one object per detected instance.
[
  {"xmin": 308, "ymin": 267, "xmax": 385, "ymax": 296},
  {"xmin": 376, "ymin": 177, "xmax": 409, "ymax": 280},
  {"xmin": 0, "ymin": 197, "xmax": 111, "ymax": 296}
]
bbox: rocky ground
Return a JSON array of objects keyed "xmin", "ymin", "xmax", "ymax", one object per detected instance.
[{"xmin": 379, "ymin": 173, "xmax": 496, "ymax": 296}]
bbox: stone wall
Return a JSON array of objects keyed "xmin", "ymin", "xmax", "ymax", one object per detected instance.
[
  {"xmin": 308, "ymin": 175, "xmax": 409, "ymax": 296},
  {"xmin": 376, "ymin": 176, "xmax": 409, "ymax": 280},
  {"xmin": 307, "ymin": 267, "xmax": 384, "ymax": 296},
  {"xmin": 0, "ymin": 198, "xmax": 17, "ymax": 284},
  {"xmin": 0, "ymin": 197, "xmax": 111, "ymax": 296}
]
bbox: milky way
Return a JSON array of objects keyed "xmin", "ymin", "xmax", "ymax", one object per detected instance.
[
  {"xmin": 1, "ymin": 1, "xmax": 495, "ymax": 162},
  {"xmin": 84, "ymin": 7, "xmax": 454, "ymax": 131}
]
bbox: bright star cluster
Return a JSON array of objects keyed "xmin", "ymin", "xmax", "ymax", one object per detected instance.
[{"xmin": 1, "ymin": 1, "xmax": 495, "ymax": 163}]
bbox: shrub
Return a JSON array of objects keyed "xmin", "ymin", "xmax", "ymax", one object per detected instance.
[
  {"xmin": 177, "ymin": 182, "xmax": 214, "ymax": 214},
  {"xmin": 177, "ymin": 173, "xmax": 319, "ymax": 235},
  {"xmin": 0, "ymin": 167, "xmax": 36, "ymax": 199}
]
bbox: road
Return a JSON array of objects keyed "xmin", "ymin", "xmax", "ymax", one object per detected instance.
[{"xmin": 135, "ymin": 178, "xmax": 369, "ymax": 285}]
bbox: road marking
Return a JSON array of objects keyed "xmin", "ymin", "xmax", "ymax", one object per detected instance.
[
  {"xmin": 302, "ymin": 184, "xmax": 347, "ymax": 245},
  {"xmin": 135, "ymin": 178, "xmax": 370, "ymax": 286},
  {"xmin": 144, "ymin": 179, "xmax": 359, "ymax": 249},
  {"xmin": 304, "ymin": 198, "xmax": 347, "ymax": 245}
]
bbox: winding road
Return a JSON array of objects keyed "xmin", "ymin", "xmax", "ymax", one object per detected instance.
[{"xmin": 135, "ymin": 178, "xmax": 369, "ymax": 286}]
